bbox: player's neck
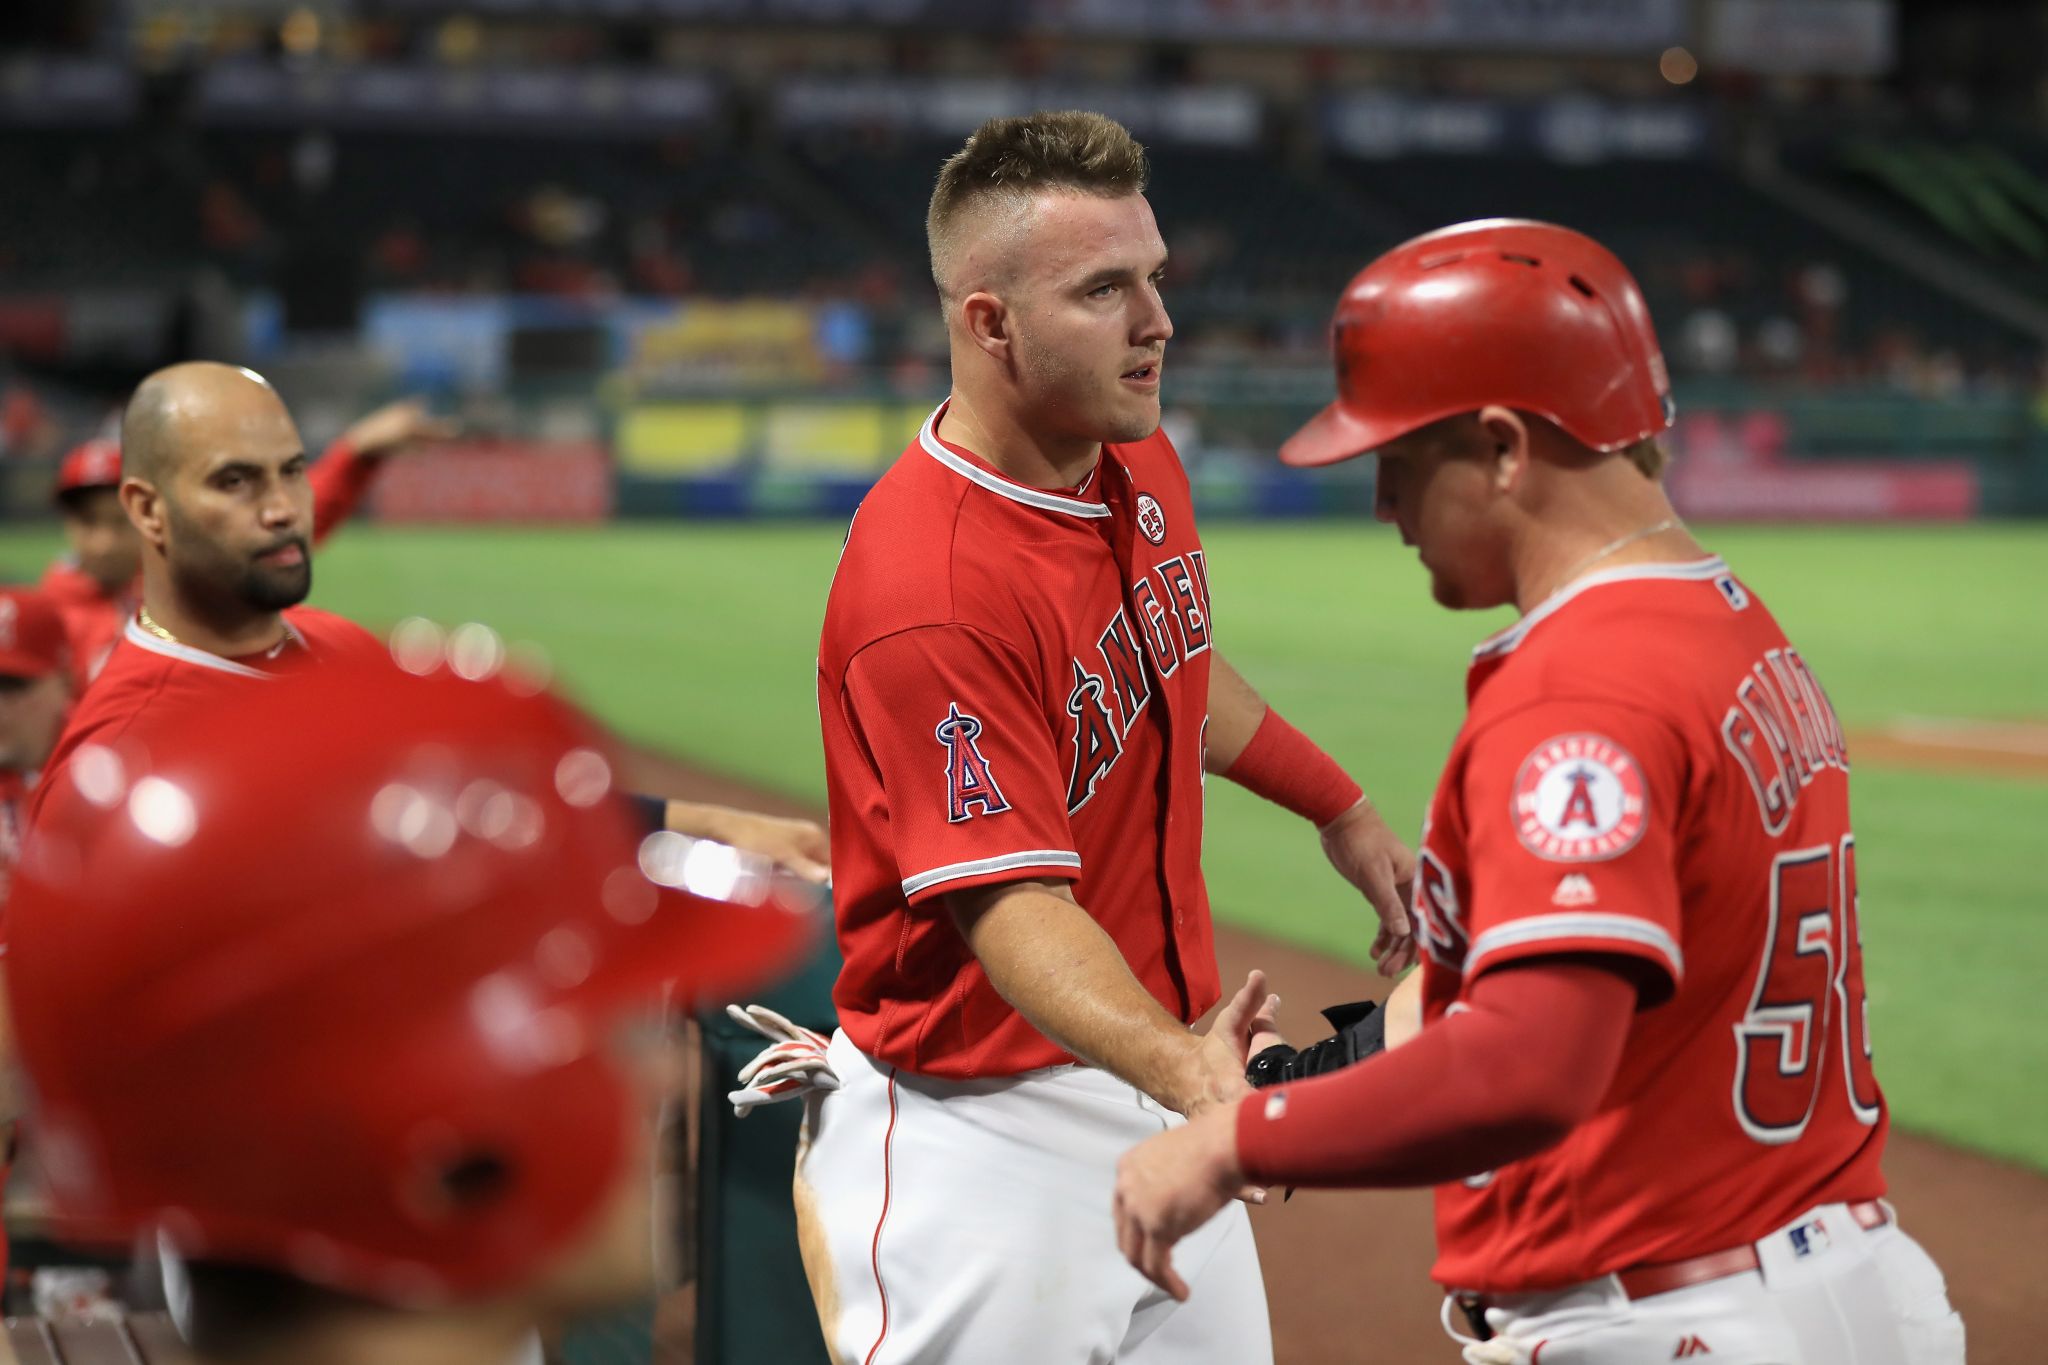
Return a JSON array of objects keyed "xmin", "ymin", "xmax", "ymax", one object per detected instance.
[
  {"xmin": 140, "ymin": 564, "xmax": 290, "ymax": 659},
  {"xmin": 938, "ymin": 392, "xmax": 1102, "ymax": 491},
  {"xmin": 1511, "ymin": 481, "xmax": 1703, "ymax": 614}
]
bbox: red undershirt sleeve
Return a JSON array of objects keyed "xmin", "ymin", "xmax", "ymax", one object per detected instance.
[
  {"xmin": 1235, "ymin": 959, "xmax": 1639, "ymax": 1189},
  {"xmin": 308, "ymin": 439, "xmax": 382, "ymax": 545}
]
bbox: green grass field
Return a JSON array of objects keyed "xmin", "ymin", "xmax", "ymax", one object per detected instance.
[{"xmin": 4, "ymin": 521, "xmax": 2044, "ymax": 1167}]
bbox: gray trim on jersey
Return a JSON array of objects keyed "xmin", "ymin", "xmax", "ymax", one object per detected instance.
[{"xmin": 901, "ymin": 848, "xmax": 1083, "ymax": 898}]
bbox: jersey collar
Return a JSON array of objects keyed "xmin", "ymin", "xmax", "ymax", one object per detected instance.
[
  {"xmin": 917, "ymin": 401, "xmax": 1112, "ymax": 520},
  {"xmin": 122, "ymin": 614, "xmax": 307, "ymax": 678},
  {"xmin": 1473, "ymin": 557, "xmax": 1731, "ymax": 661}
]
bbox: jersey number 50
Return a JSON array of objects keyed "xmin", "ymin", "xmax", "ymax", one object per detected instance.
[{"xmin": 1733, "ymin": 836, "xmax": 1883, "ymax": 1144}]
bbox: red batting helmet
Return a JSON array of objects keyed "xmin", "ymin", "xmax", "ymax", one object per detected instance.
[
  {"xmin": 0, "ymin": 586, "xmax": 67, "ymax": 680},
  {"xmin": 1280, "ymin": 219, "xmax": 1673, "ymax": 467},
  {"xmin": 53, "ymin": 438, "xmax": 123, "ymax": 503},
  {"xmin": 7, "ymin": 649, "xmax": 815, "ymax": 1304}
]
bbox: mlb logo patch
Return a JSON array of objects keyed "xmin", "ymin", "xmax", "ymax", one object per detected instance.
[
  {"xmin": 1714, "ymin": 574, "xmax": 1750, "ymax": 611},
  {"xmin": 1788, "ymin": 1217, "xmax": 1831, "ymax": 1258}
]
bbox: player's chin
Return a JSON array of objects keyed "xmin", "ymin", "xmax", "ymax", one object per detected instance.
[{"xmin": 1102, "ymin": 394, "xmax": 1162, "ymax": 444}]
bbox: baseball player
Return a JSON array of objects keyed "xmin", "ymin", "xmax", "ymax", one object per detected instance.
[
  {"xmin": 0, "ymin": 587, "xmax": 69, "ymax": 908},
  {"xmin": 0, "ymin": 586, "xmax": 69, "ymax": 1284},
  {"xmin": 1111, "ymin": 220, "xmax": 1965, "ymax": 1364},
  {"xmin": 30, "ymin": 362, "xmax": 832, "ymax": 883},
  {"xmin": 6, "ymin": 649, "xmax": 814, "ymax": 1365},
  {"xmin": 39, "ymin": 396, "xmax": 451, "ymax": 685},
  {"xmin": 800, "ymin": 110, "xmax": 1416, "ymax": 1364}
]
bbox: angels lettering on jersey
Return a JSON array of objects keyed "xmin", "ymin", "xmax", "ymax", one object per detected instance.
[{"xmin": 939, "ymin": 551, "xmax": 1211, "ymax": 823}]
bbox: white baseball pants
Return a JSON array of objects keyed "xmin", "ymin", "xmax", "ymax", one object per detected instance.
[
  {"xmin": 795, "ymin": 1030, "xmax": 1273, "ymax": 1364},
  {"xmin": 1444, "ymin": 1202, "xmax": 1965, "ymax": 1364}
]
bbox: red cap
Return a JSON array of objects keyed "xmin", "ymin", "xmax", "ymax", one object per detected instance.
[
  {"xmin": 53, "ymin": 439, "xmax": 123, "ymax": 501},
  {"xmin": 1281, "ymin": 219, "xmax": 1674, "ymax": 468},
  {"xmin": 7, "ymin": 649, "xmax": 816, "ymax": 1303},
  {"xmin": 0, "ymin": 586, "xmax": 68, "ymax": 680}
]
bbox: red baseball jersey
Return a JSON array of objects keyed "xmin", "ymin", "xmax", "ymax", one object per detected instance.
[
  {"xmin": 819, "ymin": 404, "xmax": 1219, "ymax": 1078},
  {"xmin": 0, "ymin": 768, "xmax": 25, "ymax": 921},
  {"xmin": 1415, "ymin": 557, "xmax": 1887, "ymax": 1293},
  {"xmin": 37, "ymin": 560, "xmax": 129, "ymax": 687},
  {"xmin": 31, "ymin": 607, "xmax": 383, "ymax": 826},
  {"xmin": 37, "ymin": 440, "xmax": 379, "ymax": 689}
]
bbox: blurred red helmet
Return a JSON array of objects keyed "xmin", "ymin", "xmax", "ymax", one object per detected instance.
[
  {"xmin": 1281, "ymin": 219, "xmax": 1673, "ymax": 467},
  {"xmin": 0, "ymin": 586, "xmax": 68, "ymax": 680},
  {"xmin": 53, "ymin": 438, "xmax": 123, "ymax": 502},
  {"xmin": 7, "ymin": 648, "xmax": 815, "ymax": 1303}
]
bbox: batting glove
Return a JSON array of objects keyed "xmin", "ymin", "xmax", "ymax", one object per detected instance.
[{"xmin": 724, "ymin": 1003, "xmax": 839, "ymax": 1117}]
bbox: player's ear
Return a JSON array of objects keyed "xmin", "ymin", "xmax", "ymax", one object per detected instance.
[
  {"xmin": 959, "ymin": 290, "xmax": 1011, "ymax": 362},
  {"xmin": 119, "ymin": 475, "xmax": 167, "ymax": 550},
  {"xmin": 1475, "ymin": 406, "xmax": 1530, "ymax": 494}
]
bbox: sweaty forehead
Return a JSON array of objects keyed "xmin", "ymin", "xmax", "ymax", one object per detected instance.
[{"xmin": 1011, "ymin": 191, "xmax": 1165, "ymax": 287}]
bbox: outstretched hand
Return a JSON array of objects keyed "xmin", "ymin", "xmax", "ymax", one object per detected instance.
[
  {"xmin": 1320, "ymin": 801, "xmax": 1419, "ymax": 976},
  {"xmin": 341, "ymin": 397, "xmax": 460, "ymax": 459}
]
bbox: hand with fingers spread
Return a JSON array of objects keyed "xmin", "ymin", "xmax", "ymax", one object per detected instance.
[
  {"xmin": 1112, "ymin": 1102, "xmax": 1245, "ymax": 1302},
  {"xmin": 724, "ymin": 1003, "xmax": 839, "ymax": 1117},
  {"xmin": 1175, "ymin": 969, "xmax": 1282, "ymax": 1121},
  {"xmin": 1319, "ymin": 799, "xmax": 1419, "ymax": 976}
]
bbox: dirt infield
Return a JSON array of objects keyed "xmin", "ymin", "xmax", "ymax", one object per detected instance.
[
  {"xmin": 626, "ymin": 748, "xmax": 2041, "ymax": 1364},
  {"xmin": 1846, "ymin": 718, "xmax": 2048, "ymax": 780}
]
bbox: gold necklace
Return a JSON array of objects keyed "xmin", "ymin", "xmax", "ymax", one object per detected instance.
[{"xmin": 136, "ymin": 606, "xmax": 178, "ymax": 643}]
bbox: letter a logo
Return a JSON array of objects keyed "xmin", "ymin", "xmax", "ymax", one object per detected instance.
[
  {"xmin": 1674, "ymin": 1336, "xmax": 1712, "ymax": 1358},
  {"xmin": 935, "ymin": 703, "xmax": 1010, "ymax": 823}
]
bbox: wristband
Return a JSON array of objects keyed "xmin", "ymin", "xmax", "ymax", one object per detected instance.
[{"xmin": 1223, "ymin": 708, "xmax": 1363, "ymax": 828}]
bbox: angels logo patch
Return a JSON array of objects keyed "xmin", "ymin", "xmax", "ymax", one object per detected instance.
[
  {"xmin": 1511, "ymin": 733, "xmax": 1647, "ymax": 862},
  {"xmin": 1135, "ymin": 493, "xmax": 1167, "ymax": 545}
]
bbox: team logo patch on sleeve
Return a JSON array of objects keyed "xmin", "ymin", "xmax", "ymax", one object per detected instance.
[
  {"xmin": 1511, "ymin": 733, "xmax": 1647, "ymax": 861},
  {"xmin": 1135, "ymin": 493, "xmax": 1167, "ymax": 545},
  {"xmin": 935, "ymin": 703, "xmax": 1011, "ymax": 823}
]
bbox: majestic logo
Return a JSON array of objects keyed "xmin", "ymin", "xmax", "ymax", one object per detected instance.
[
  {"xmin": 1511, "ymin": 733, "xmax": 1648, "ymax": 862},
  {"xmin": 1135, "ymin": 493, "xmax": 1167, "ymax": 545},
  {"xmin": 1551, "ymin": 873, "xmax": 1598, "ymax": 907},
  {"xmin": 934, "ymin": 703, "xmax": 1010, "ymax": 823}
]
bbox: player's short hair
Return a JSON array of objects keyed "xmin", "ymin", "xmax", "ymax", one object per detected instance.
[
  {"xmin": 1621, "ymin": 436, "xmax": 1669, "ymax": 479},
  {"xmin": 926, "ymin": 110, "xmax": 1150, "ymax": 301}
]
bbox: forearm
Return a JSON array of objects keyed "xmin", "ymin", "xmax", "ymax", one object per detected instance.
[
  {"xmin": 1203, "ymin": 653, "xmax": 1269, "ymax": 774},
  {"xmin": 951, "ymin": 882, "xmax": 1207, "ymax": 1110},
  {"xmin": 1235, "ymin": 960, "xmax": 1635, "ymax": 1188}
]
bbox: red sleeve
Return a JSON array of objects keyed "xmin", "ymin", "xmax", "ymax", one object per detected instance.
[
  {"xmin": 308, "ymin": 438, "xmax": 382, "ymax": 545},
  {"xmin": 1457, "ymin": 700, "xmax": 1689, "ymax": 1000},
  {"xmin": 1236, "ymin": 960, "xmax": 1636, "ymax": 1188},
  {"xmin": 841, "ymin": 625, "xmax": 1079, "ymax": 907}
]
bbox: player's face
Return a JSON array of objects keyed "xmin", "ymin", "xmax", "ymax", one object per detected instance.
[
  {"xmin": 1373, "ymin": 421, "xmax": 1516, "ymax": 611},
  {"xmin": 160, "ymin": 409, "xmax": 315, "ymax": 618},
  {"xmin": 528, "ymin": 1019, "xmax": 687, "ymax": 1316},
  {"xmin": 1008, "ymin": 192, "xmax": 1173, "ymax": 446},
  {"xmin": 61, "ymin": 489, "xmax": 141, "ymax": 593},
  {"xmin": 0, "ymin": 671, "xmax": 68, "ymax": 770}
]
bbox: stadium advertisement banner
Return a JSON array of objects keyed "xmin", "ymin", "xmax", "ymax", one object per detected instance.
[
  {"xmin": 1707, "ymin": 0, "xmax": 1895, "ymax": 77},
  {"xmin": 774, "ymin": 76, "xmax": 1261, "ymax": 147},
  {"xmin": 1326, "ymin": 95, "xmax": 1710, "ymax": 162},
  {"xmin": 196, "ymin": 62, "xmax": 719, "ymax": 135},
  {"xmin": 369, "ymin": 438, "xmax": 613, "ymax": 524},
  {"xmin": 1667, "ymin": 409, "xmax": 1978, "ymax": 521},
  {"xmin": 1037, "ymin": 0, "xmax": 1687, "ymax": 51}
]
